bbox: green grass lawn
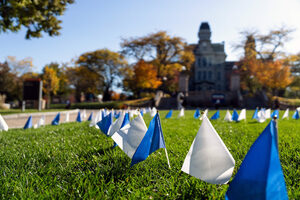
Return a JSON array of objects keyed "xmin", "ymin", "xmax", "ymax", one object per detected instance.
[{"xmin": 0, "ymin": 110, "xmax": 299, "ymax": 199}]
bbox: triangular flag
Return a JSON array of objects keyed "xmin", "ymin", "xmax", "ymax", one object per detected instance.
[
  {"xmin": 232, "ymin": 109, "xmax": 239, "ymax": 121},
  {"xmin": 111, "ymin": 113, "xmax": 148, "ymax": 158},
  {"xmin": 271, "ymin": 110, "xmax": 279, "ymax": 119},
  {"xmin": 210, "ymin": 110, "xmax": 220, "ymax": 120},
  {"xmin": 0, "ymin": 114, "xmax": 9, "ymax": 131},
  {"xmin": 82, "ymin": 109, "xmax": 87, "ymax": 119},
  {"xmin": 101, "ymin": 109, "xmax": 106, "ymax": 119},
  {"xmin": 88, "ymin": 112, "xmax": 93, "ymax": 121},
  {"xmin": 140, "ymin": 110, "xmax": 144, "ymax": 117},
  {"xmin": 76, "ymin": 111, "xmax": 82, "ymax": 122},
  {"xmin": 151, "ymin": 107, "xmax": 157, "ymax": 117},
  {"xmin": 36, "ymin": 115, "xmax": 45, "ymax": 128},
  {"xmin": 292, "ymin": 110, "xmax": 299, "ymax": 119},
  {"xmin": 115, "ymin": 111, "xmax": 120, "ymax": 119},
  {"xmin": 200, "ymin": 109, "xmax": 208, "ymax": 120},
  {"xmin": 194, "ymin": 109, "xmax": 201, "ymax": 119},
  {"xmin": 181, "ymin": 116, "xmax": 235, "ymax": 184},
  {"xmin": 178, "ymin": 108, "xmax": 185, "ymax": 117},
  {"xmin": 24, "ymin": 116, "xmax": 33, "ymax": 129},
  {"xmin": 238, "ymin": 109, "xmax": 246, "ymax": 121},
  {"xmin": 282, "ymin": 108, "xmax": 289, "ymax": 119},
  {"xmin": 225, "ymin": 120, "xmax": 288, "ymax": 200},
  {"xmin": 51, "ymin": 113, "xmax": 60, "ymax": 125},
  {"xmin": 108, "ymin": 112, "xmax": 130, "ymax": 137},
  {"xmin": 224, "ymin": 110, "xmax": 232, "ymax": 122},
  {"xmin": 257, "ymin": 109, "xmax": 266, "ymax": 123},
  {"xmin": 252, "ymin": 108, "xmax": 259, "ymax": 119},
  {"xmin": 97, "ymin": 112, "xmax": 113, "ymax": 136},
  {"xmin": 165, "ymin": 110, "xmax": 173, "ymax": 119},
  {"xmin": 265, "ymin": 109, "xmax": 271, "ymax": 119},
  {"xmin": 131, "ymin": 113, "xmax": 170, "ymax": 167},
  {"xmin": 65, "ymin": 112, "xmax": 69, "ymax": 122},
  {"xmin": 90, "ymin": 110, "xmax": 101, "ymax": 128}
]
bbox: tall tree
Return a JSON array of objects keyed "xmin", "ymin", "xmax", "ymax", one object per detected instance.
[
  {"xmin": 0, "ymin": 61, "xmax": 20, "ymax": 101},
  {"xmin": 121, "ymin": 31, "xmax": 195, "ymax": 94},
  {"xmin": 6, "ymin": 56, "xmax": 34, "ymax": 76},
  {"xmin": 76, "ymin": 49, "xmax": 127, "ymax": 101},
  {"xmin": 0, "ymin": 0, "xmax": 74, "ymax": 39},
  {"xmin": 42, "ymin": 66, "xmax": 59, "ymax": 108},
  {"xmin": 123, "ymin": 60, "xmax": 162, "ymax": 97},
  {"xmin": 65, "ymin": 66, "xmax": 103, "ymax": 102}
]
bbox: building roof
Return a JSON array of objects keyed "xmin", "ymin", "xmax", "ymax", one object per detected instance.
[{"xmin": 200, "ymin": 22, "xmax": 210, "ymax": 30}]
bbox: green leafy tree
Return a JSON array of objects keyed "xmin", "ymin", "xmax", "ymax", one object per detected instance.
[
  {"xmin": 76, "ymin": 49, "xmax": 127, "ymax": 101},
  {"xmin": 0, "ymin": 0, "xmax": 74, "ymax": 39},
  {"xmin": 42, "ymin": 66, "xmax": 59, "ymax": 108}
]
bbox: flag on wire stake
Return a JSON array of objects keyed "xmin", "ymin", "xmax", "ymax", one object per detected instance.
[
  {"xmin": 194, "ymin": 109, "xmax": 201, "ymax": 119},
  {"xmin": 108, "ymin": 112, "xmax": 130, "ymax": 148},
  {"xmin": 292, "ymin": 109, "xmax": 299, "ymax": 119},
  {"xmin": 238, "ymin": 109, "xmax": 246, "ymax": 121},
  {"xmin": 265, "ymin": 108, "xmax": 271, "ymax": 119},
  {"xmin": 65, "ymin": 112, "xmax": 69, "ymax": 122},
  {"xmin": 87, "ymin": 112, "xmax": 93, "ymax": 121},
  {"xmin": 97, "ymin": 112, "xmax": 113, "ymax": 136},
  {"xmin": 178, "ymin": 108, "xmax": 184, "ymax": 117},
  {"xmin": 282, "ymin": 108, "xmax": 289, "ymax": 119},
  {"xmin": 224, "ymin": 110, "xmax": 232, "ymax": 122},
  {"xmin": 271, "ymin": 109, "xmax": 279, "ymax": 119},
  {"xmin": 131, "ymin": 112, "xmax": 170, "ymax": 168},
  {"xmin": 36, "ymin": 115, "xmax": 45, "ymax": 128},
  {"xmin": 200, "ymin": 109, "xmax": 208, "ymax": 120},
  {"xmin": 165, "ymin": 110, "xmax": 173, "ymax": 119},
  {"xmin": 24, "ymin": 116, "xmax": 33, "ymax": 129},
  {"xmin": 210, "ymin": 110, "xmax": 220, "ymax": 120},
  {"xmin": 232, "ymin": 109, "xmax": 239, "ymax": 121},
  {"xmin": 181, "ymin": 115, "xmax": 235, "ymax": 184},
  {"xmin": 252, "ymin": 107, "xmax": 259, "ymax": 119},
  {"xmin": 225, "ymin": 117, "xmax": 288, "ymax": 200},
  {"xmin": 51, "ymin": 113, "xmax": 60, "ymax": 125},
  {"xmin": 0, "ymin": 114, "xmax": 8, "ymax": 131},
  {"xmin": 76, "ymin": 111, "xmax": 82, "ymax": 122}
]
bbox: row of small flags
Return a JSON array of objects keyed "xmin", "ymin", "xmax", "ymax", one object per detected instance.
[
  {"xmin": 95, "ymin": 108, "xmax": 288, "ymax": 199},
  {"xmin": 0, "ymin": 107, "xmax": 296, "ymax": 198}
]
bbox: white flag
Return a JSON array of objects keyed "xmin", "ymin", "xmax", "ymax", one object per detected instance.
[
  {"xmin": 178, "ymin": 108, "xmax": 185, "ymax": 117},
  {"xmin": 265, "ymin": 109, "xmax": 271, "ymax": 119},
  {"xmin": 282, "ymin": 108, "xmax": 289, "ymax": 119},
  {"xmin": 181, "ymin": 116, "xmax": 235, "ymax": 184},
  {"xmin": 151, "ymin": 107, "xmax": 157, "ymax": 117},
  {"xmin": 257, "ymin": 109, "xmax": 266, "ymax": 123},
  {"xmin": 224, "ymin": 110, "xmax": 232, "ymax": 122},
  {"xmin": 108, "ymin": 111, "xmax": 126, "ymax": 137},
  {"xmin": 111, "ymin": 113, "xmax": 147, "ymax": 158},
  {"xmin": 199, "ymin": 109, "xmax": 208, "ymax": 120},
  {"xmin": 82, "ymin": 109, "xmax": 87, "ymax": 119},
  {"xmin": 65, "ymin": 112, "xmax": 69, "ymax": 122},
  {"xmin": 0, "ymin": 114, "xmax": 9, "ymax": 131},
  {"xmin": 238, "ymin": 109, "xmax": 246, "ymax": 121},
  {"xmin": 89, "ymin": 110, "xmax": 101, "ymax": 128},
  {"xmin": 36, "ymin": 115, "xmax": 45, "ymax": 128}
]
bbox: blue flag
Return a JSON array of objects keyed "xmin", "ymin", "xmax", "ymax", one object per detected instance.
[
  {"xmin": 114, "ymin": 111, "xmax": 120, "ymax": 119},
  {"xmin": 88, "ymin": 112, "xmax": 93, "ymax": 121},
  {"xmin": 97, "ymin": 112, "xmax": 113, "ymax": 136},
  {"xmin": 131, "ymin": 113, "xmax": 167, "ymax": 166},
  {"xmin": 76, "ymin": 111, "xmax": 82, "ymax": 122},
  {"xmin": 165, "ymin": 110, "xmax": 173, "ymax": 119},
  {"xmin": 252, "ymin": 108, "xmax": 258, "ymax": 119},
  {"xmin": 24, "ymin": 115, "xmax": 33, "ymax": 129},
  {"xmin": 225, "ymin": 120, "xmax": 288, "ymax": 200},
  {"xmin": 292, "ymin": 110, "xmax": 299, "ymax": 119},
  {"xmin": 232, "ymin": 109, "xmax": 239, "ymax": 121},
  {"xmin": 271, "ymin": 110, "xmax": 279, "ymax": 118},
  {"xmin": 140, "ymin": 110, "xmax": 144, "ymax": 117},
  {"xmin": 101, "ymin": 110, "xmax": 105, "ymax": 119},
  {"xmin": 194, "ymin": 109, "xmax": 201, "ymax": 119},
  {"xmin": 210, "ymin": 110, "xmax": 220, "ymax": 120},
  {"xmin": 51, "ymin": 113, "xmax": 60, "ymax": 125}
]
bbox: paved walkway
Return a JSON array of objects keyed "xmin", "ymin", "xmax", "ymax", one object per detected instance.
[{"xmin": 2, "ymin": 109, "xmax": 95, "ymax": 129}]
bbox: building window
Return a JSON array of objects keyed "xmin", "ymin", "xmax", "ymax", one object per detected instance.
[
  {"xmin": 208, "ymin": 71, "xmax": 212, "ymax": 80},
  {"xmin": 203, "ymin": 71, "xmax": 207, "ymax": 80},
  {"xmin": 217, "ymin": 72, "xmax": 221, "ymax": 80},
  {"xmin": 197, "ymin": 71, "xmax": 202, "ymax": 80},
  {"xmin": 198, "ymin": 58, "xmax": 201, "ymax": 67},
  {"xmin": 202, "ymin": 57, "xmax": 207, "ymax": 67}
]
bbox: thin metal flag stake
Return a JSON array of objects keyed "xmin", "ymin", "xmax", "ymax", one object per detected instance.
[
  {"xmin": 273, "ymin": 115, "xmax": 279, "ymax": 152},
  {"xmin": 157, "ymin": 110, "xmax": 171, "ymax": 169}
]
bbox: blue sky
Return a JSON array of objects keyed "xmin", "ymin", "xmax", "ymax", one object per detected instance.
[{"xmin": 1, "ymin": 0, "xmax": 299, "ymax": 72}]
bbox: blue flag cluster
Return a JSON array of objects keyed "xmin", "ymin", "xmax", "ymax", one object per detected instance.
[
  {"xmin": 131, "ymin": 113, "xmax": 166, "ymax": 166},
  {"xmin": 232, "ymin": 109, "xmax": 239, "ymax": 121},
  {"xmin": 225, "ymin": 120, "xmax": 288, "ymax": 200}
]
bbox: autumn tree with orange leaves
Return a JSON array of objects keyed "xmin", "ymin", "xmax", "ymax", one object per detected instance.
[{"xmin": 123, "ymin": 60, "xmax": 162, "ymax": 97}]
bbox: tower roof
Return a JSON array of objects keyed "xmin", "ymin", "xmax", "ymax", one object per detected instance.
[{"xmin": 200, "ymin": 22, "xmax": 210, "ymax": 30}]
